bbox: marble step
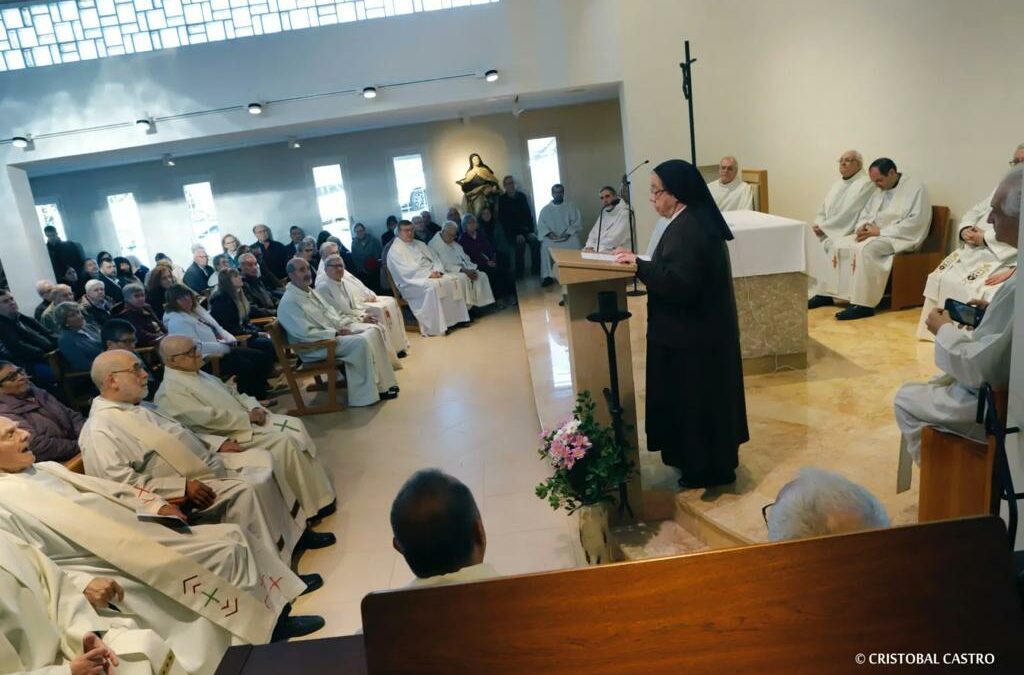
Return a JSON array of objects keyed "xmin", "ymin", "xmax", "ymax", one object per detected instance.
[{"xmin": 613, "ymin": 519, "xmax": 710, "ymax": 561}]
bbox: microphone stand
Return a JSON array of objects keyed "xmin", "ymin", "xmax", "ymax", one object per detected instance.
[
  {"xmin": 622, "ymin": 159, "xmax": 649, "ymax": 298},
  {"xmin": 679, "ymin": 39, "xmax": 697, "ymax": 165}
]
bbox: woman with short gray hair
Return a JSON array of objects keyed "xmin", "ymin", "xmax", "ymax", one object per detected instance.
[{"xmin": 55, "ymin": 302, "xmax": 103, "ymax": 372}]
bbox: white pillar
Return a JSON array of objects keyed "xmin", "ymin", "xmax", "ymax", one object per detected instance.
[{"xmin": 1, "ymin": 164, "xmax": 54, "ymax": 305}]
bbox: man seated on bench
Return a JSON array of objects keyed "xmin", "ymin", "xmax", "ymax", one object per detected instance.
[
  {"xmin": 766, "ymin": 468, "xmax": 890, "ymax": 541},
  {"xmin": 391, "ymin": 469, "xmax": 497, "ymax": 587},
  {"xmin": 825, "ymin": 158, "xmax": 931, "ymax": 321},
  {"xmin": 893, "ymin": 165, "xmax": 1021, "ymax": 491}
]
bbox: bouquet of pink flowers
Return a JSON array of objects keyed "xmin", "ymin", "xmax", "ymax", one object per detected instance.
[{"xmin": 536, "ymin": 391, "xmax": 634, "ymax": 514}]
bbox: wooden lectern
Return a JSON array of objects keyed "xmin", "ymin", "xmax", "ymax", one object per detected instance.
[{"xmin": 549, "ymin": 249, "xmax": 643, "ymax": 520}]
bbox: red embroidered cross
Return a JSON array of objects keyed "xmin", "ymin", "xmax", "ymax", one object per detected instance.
[
  {"xmin": 134, "ymin": 485, "xmax": 156, "ymax": 504},
  {"xmin": 267, "ymin": 576, "xmax": 282, "ymax": 592}
]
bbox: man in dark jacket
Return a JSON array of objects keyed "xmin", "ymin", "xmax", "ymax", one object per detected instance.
[
  {"xmin": 97, "ymin": 259, "xmax": 124, "ymax": 303},
  {"xmin": 183, "ymin": 245, "xmax": 215, "ymax": 293},
  {"xmin": 251, "ymin": 224, "xmax": 290, "ymax": 281},
  {"xmin": 0, "ymin": 290, "xmax": 57, "ymax": 384},
  {"xmin": 44, "ymin": 226, "xmax": 85, "ymax": 284},
  {"xmin": 496, "ymin": 175, "xmax": 540, "ymax": 279},
  {"xmin": 0, "ymin": 360, "xmax": 83, "ymax": 462},
  {"xmin": 239, "ymin": 254, "xmax": 278, "ymax": 314}
]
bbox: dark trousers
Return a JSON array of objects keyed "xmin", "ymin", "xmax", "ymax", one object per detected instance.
[
  {"xmin": 211, "ymin": 346, "xmax": 273, "ymax": 399},
  {"xmin": 513, "ymin": 234, "xmax": 541, "ymax": 278}
]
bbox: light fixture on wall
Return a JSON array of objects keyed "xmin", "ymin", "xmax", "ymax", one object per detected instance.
[
  {"xmin": 247, "ymin": 102, "xmax": 264, "ymax": 115},
  {"xmin": 136, "ymin": 117, "xmax": 156, "ymax": 135},
  {"xmin": 484, "ymin": 69, "xmax": 499, "ymax": 83},
  {"xmin": 288, "ymin": 137, "xmax": 302, "ymax": 149},
  {"xmin": 162, "ymin": 153, "xmax": 176, "ymax": 167},
  {"xmin": 362, "ymin": 86, "xmax": 378, "ymax": 100},
  {"xmin": 11, "ymin": 135, "xmax": 33, "ymax": 149}
]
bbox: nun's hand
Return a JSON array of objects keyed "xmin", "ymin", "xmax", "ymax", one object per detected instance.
[{"xmin": 614, "ymin": 251, "xmax": 638, "ymax": 265}]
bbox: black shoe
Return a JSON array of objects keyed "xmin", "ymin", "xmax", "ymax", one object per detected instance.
[
  {"xmin": 299, "ymin": 573, "xmax": 324, "ymax": 595},
  {"xmin": 271, "ymin": 615, "xmax": 326, "ymax": 642},
  {"xmin": 316, "ymin": 500, "xmax": 337, "ymax": 520},
  {"xmin": 558, "ymin": 299, "xmax": 565, "ymax": 307},
  {"xmin": 807, "ymin": 295, "xmax": 834, "ymax": 309},
  {"xmin": 379, "ymin": 389, "xmax": 398, "ymax": 400},
  {"xmin": 541, "ymin": 277, "xmax": 555, "ymax": 287},
  {"xmin": 835, "ymin": 305, "xmax": 875, "ymax": 321},
  {"xmin": 388, "ymin": 385, "xmax": 400, "ymax": 394},
  {"xmin": 397, "ymin": 351, "xmax": 408, "ymax": 359},
  {"xmin": 298, "ymin": 529, "xmax": 336, "ymax": 550}
]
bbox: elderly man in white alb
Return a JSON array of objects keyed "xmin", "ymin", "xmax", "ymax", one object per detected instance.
[
  {"xmin": 827, "ymin": 157, "xmax": 932, "ymax": 320},
  {"xmin": 155, "ymin": 335, "xmax": 337, "ymax": 521},
  {"xmin": 707, "ymin": 155, "xmax": 754, "ymax": 212},
  {"xmin": 387, "ymin": 220, "xmax": 471, "ymax": 336},
  {"xmin": 0, "ymin": 418, "xmax": 324, "ymax": 672},
  {"xmin": 806, "ymin": 150, "xmax": 876, "ymax": 309},
  {"xmin": 79, "ymin": 350, "xmax": 334, "ymax": 564},
  {"xmin": 765, "ymin": 468, "xmax": 890, "ymax": 541},
  {"xmin": 893, "ymin": 165, "xmax": 1021, "ymax": 492},
  {"xmin": 429, "ymin": 221, "xmax": 496, "ymax": 310},
  {"xmin": 583, "ymin": 186, "xmax": 632, "ymax": 253},
  {"xmin": 315, "ymin": 254, "xmax": 403, "ymax": 369},
  {"xmin": 278, "ymin": 257, "xmax": 399, "ymax": 405},
  {"xmin": 915, "ymin": 145, "xmax": 1024, "ymax": 339},
  {"xmin": 536, "ymin": 183, "xmax": 582, "ymax": 285}
]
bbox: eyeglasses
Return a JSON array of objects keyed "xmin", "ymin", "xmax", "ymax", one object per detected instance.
[
  {"xmin": 109, "ymin": 362, "xmax": 145, "ymax": 376},
  {"xmin": 325, "ymin": 263, "xmax": 345, "ymax": 269},
  {"xmin": 650, "ymin": 188, "xmax": 667, "ymax": 197},
  {"xmin": 761, "ymin": 501, "xmax": 775, "ymax": 526},
  {"xmin": 167, "ymin": 347, "xmax": 199, "ymax": 360},
  {"xmin": 0, "ymin": 367, "xmax": 26, "ymax": 384},
  {"xmin": 838, "ymin": 158, "xmax": 859, "ymax": 165}
]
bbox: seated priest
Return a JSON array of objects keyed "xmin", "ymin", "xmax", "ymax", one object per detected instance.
[
  {"xmin": 40, "ymin": 283, "xmax": 76, "ymax": 334},
  {"xmin": 238, "ymin": 252, "xmax": 279, "ymax": 315},
  {"xmin": 0, "ymin": 360, "xmax": 83, "ymax": 462},
  {"xmin": 806, "ymin": 150, "xmax": 876, "ymax": 309},
  {"xmin": 915, "ymin": 144, "xmax": 1024, "ymax": 339},
  {"xmin": 536, "ymin": 183, "xmax": 583, "ymax": 285},
  {"xmin": 0, "ymin": 417, "xmax": 325, "ymax": 668},
  {"xmin": 55, "ymin": 301, "xmax": 104, "ymax": 373},
  {"xmin": 386, "ymin": 220, "xmax": 471, "ymax": 336},
  {"xmin": 823, "ymin": 157, "xmax": 932, "ymax": 320},
  {"xmin": 78, "ymin": 350, "xmax": 335, "ymax": 564},
  {"xmin": 314, "ymin": 254, "xmax": 403, "ymax": 369},
  {"xmin": 313, "ymin": 239, "xmax": 357, "ymax": 288},
  {"xmin": 893, "ymin": 165, "xmax": 1021, "ymax": 491},
  {"xmin": 391, "ymin": 469, "xmax": 497, "ymax": 587},
  {"xmin": 116, "ymin": 283, "xmax": 168, "ymax": 348},
  {"xmin": 707, "ymin": 156, "xmax": 754, "ymax": 212},
  {"xmin": 81, "ymin": 279, "xmax": 114, "ymax": 326},
  {"xmin": 765, "ymin": 468, "xmax": 890, "ymax": 541},
  {"xmin": 155, "ymin": 335, "xmax": 336, "ymax": 521},
  {"xmin": 278, "ymin": 257, "xmax": 400, "ymax": 406},
  {"xmin": 582, "ymin": 186, "xmax": 632, "ymax": 253},
  {"xmin": 0, "ymin": 529, "xmax": 186, "ymax": 675},
  {"xmin": 429, "ymin": 221, "xmax": 497, "ymax": 311}
]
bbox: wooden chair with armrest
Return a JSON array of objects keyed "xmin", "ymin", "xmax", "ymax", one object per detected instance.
[
  {"xmin": 266, "ymin": 321, "xmax": 346, "ymax": 416},
  {"xmin": 888, "ymin": 205, "xmax": 950, "ymax": 310},
  {"xmin": 741, "ymin": 168, "xmax": 769, "ymax": 213},
  {"xmin": 207, "ymin": 334, "xmax": 251, "ymax": 379},
  {"xmin": 45, "ymin": 350, "xmax": 94, "ymax": 414},
  {"xmin": 383, "ymin": 265, "xmax": 419, "ymax": 332}
]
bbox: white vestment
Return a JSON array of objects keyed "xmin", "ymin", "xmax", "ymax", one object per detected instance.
[
  {"xmin": 314, "ymin": 276, "xmax": 402, "ymax": 369},
  {"xmin": 584, "ymin": 200, "xmax": 632, "ymax": 252},
  {"xmin": 340, "ymin": 272, "xmax": 410, "ymax": 355},
  {"xmin": 708, "ymin": 178, "xmax": 754, "ymax": 212},
  {"xmin": 79, "ymin": 396, "xmax": 305, "ymax": 564},
  {"xmin": 428, "ymin": 235, "xmax": 496, "ymax": 308},
  {"xmin": 893, "ymin": 275, "xmax": 1015, "ymax": 492},
  {"xmin": 407, "ymin": 562, "xmax": 499, "ymax": 588},
  {"xmin": 0, "ymin": 530, "xmax": 184, "ymax": 675},
  {"xmin": 386, "ymin": 239, "xmax": 470, "ymax": 336},
  {"xmin": 0, "ymin": 463, "xmax": 304, "ymax": 675},
  {"xmin": 155, "ymin": 368, "xmax": 336, "ymax": 517},
  {"xmin": 805, "ymin": 169, "xmax": 875, "ymax": 297},
  {"xmin": 829, "ymin": 176, "xmax": 931, "ymax": 307},
  {"xmin": 916, "ymin": 188, "xmax": 1018, "ymax": 339},
  {"xmin": 537, "ymin": 200, "xmax": 583, "ymax": 280},
  {"xmin": 277, "ymin": 283, "xmax": 397, "ymax": 406}
]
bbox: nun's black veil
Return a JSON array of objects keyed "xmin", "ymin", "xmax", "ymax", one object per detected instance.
[{"xmin": 653, "ymin": 159, "xmax": 735, "ymax": 241}]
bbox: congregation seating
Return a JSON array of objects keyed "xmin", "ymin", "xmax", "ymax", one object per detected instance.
[{"xmin": 888, "ymin": 205, "xmax": 951, "ymax": 310}]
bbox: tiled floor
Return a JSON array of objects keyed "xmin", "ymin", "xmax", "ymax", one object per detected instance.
[{"xmin": 289, "ymin": 305, "xmax": 583, "ymax": 638}]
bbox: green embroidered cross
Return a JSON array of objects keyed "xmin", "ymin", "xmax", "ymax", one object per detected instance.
[
  {"xmin": 201, "ymin": 588, "xmax": 220, "ymax": 608},
  {"xmin": 274, "ymin": 419, "xmax": 298, "ymax": 433}
]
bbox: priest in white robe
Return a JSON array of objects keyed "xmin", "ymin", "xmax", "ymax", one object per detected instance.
[
  {"xmin": 154, "ymin": 335, "xmax": 337, "ymax": 521},
  {"xmin": 331, "ymin": 261, "xmax": 410, "ymax": 357},
  {"xmin": 0, "ymin": 529, "xmax": 186, "ymax": 675},
  {"xmin": 893, "ymin": 165, "xmax": 1021, "ymax": 491},
  {"xmin": 0, "ymin": 419, "xmax": 323, "ymax": 674},
  {"xmin": 707, "ymin": 156, "xmax": 754, "ymax": 212},
  {"xmin": 429, "ymin": 222, "xmax": 496, "ymax": 309},
  {"xmin": 314, "ymin": 255, "xmax": 403, "ymax": 369},
  {"xmin": 386, "ymin": 221, "xmax": 471, "ymax": 336},
  {"xmin": 806, "ymin": 150, "xmax": 876, "ymax": 308},
  {"xmin": 79, "ymin": 350, "xmax": 330, "ymax": 566},
  {"xmin": 828, "ymin": 158, "xmax": 932, "ymax": 320},
  {"xmin": 583, "ymin": 186, "xmax": 632, "ymax": 252},
  {"xmin": 915, "ymin": 147, "xmax": 1024, "ymax": 339},
  {"xmin": 536, "ymin": 184, "xmax": 582, "ymax": 284},
  {"xmin": 278, "ymin": 257, "xmax": 400, "ymax": 406}
]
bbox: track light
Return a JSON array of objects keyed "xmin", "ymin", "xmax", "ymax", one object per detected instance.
[
  {"xmin": 162, "ymin": 154, "xmax": 175, "ymax": 167},
  {"xmin": 247, "ymin": 102, "xmax": 264, "ymax": 115},
  {"xmin": 362, "ymin": 87, "xmax": 377, "ymax": 100},
  {"xmin": 288, "ymin": 137, "xmax": 301, "ymax": 150},
  {"xmin": 11, "ymin": 136, "xmax": 30, "ymax": 149},
  {"xmin": 484, "ymin": 69, "xmax": 499, "ymax": 83}
]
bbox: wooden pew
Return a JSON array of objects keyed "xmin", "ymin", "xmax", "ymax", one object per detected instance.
[{"xmin": 889, "ymin": 205, "xmax": 950, "ymax": 310}]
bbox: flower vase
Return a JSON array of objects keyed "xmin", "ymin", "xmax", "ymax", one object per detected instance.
[{"xmin": 577, "ymin": 502, "xmax": 613, "ymax": 566}]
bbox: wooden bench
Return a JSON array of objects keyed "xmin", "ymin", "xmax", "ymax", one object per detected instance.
[
  {"xmin": 266, "ymin": 320, "xmax": 346, "ymax": 416},
  {"xmin": 888, "ymin": 205, "xmax": 950, "ymax": 310}
]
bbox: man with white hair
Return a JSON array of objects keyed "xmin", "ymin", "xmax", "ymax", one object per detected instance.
[
  {"xmin": 707, "ymin": 156, "xmax": 754, "ymax": 211},
  {"xmin": 33, "ymin": 279, "xmax": 54, "ymax": 322},
  {"xmin": 914, "ymin": 144, "xmax": 1024, "ymax": 339},
  {"xmin": 806, "ymin": 150, "xmax": 876, "ymax": 308},
  {"xmin": 429, "ymin": 221, "xmax": 496, "ymax": 309},
  {"xmin": 40, "ymin": 283, "xmax": 75, "ymax": 334},
  {"xmin": 328, "ymin": 254, "xmax": 410, "ymax": 357},
  {"xmin": 183, "ymin": 245, "xmax": 215, "ymax": 294},
  {"xmin": 893, "ymin": 164, "xmax": 1022, "ymax": 491},
  {"xmin": 828, "ymin": 157, "xmax": 932, "ymax": 320},
  {"xmin": 79, "ymin": 350, "xmax": 330, "ymax": 564},
  {"xmin": 278, "ymin": 257, "xmax": 399, "ymax": 406},
  {"xmin": 766, "ymin": 468, "xmax": 890, "ymax": 541},
  {"xmin": 387, "ymin": 220, "xmax": 471, "ymax": 336},
  {"xmin": 81, "ymin": 278, "xmax": 113, "ymax": 326}
]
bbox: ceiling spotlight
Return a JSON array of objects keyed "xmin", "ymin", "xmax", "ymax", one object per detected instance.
[
  {"xmin": 247, "ymin": 102, "xmax": 264, "ymax": 115},
  {"xmin": 288, "ymin": 137, "xmax": 301, "ymax": 150},
  {"xmin": 136, "ymin": 118, "xmax": 152, "ymax": 131},
  {"xmin": 362, "ymin": 87, "xmax": 377, "ymax": 100},
  {"xmin": 162, "ymin": 154, "xmax": 175, "ymax": 167},
  {"xmin": 484, "ymin": 69, "xmax": 499, "ymax": 83},
  {"xmin": 11, "ymin": 136, "xmax": 30, "ymax": 149}
]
